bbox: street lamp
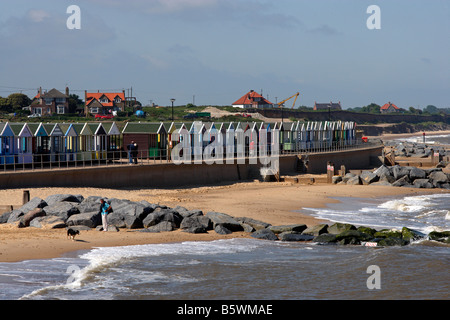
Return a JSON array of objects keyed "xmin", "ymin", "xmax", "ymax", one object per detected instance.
[{"xmin": 170, "ymin": 98, "xmax": 176, "ymax": 121}]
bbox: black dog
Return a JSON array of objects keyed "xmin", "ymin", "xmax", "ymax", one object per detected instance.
[{"xmin": 67, "ymin": 228, "xmax": 80, "ymax": 241}]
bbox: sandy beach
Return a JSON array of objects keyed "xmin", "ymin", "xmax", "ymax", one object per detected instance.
[{"xmin": 1, "ymin": 180, "xmax": 448, "ymax": 263}]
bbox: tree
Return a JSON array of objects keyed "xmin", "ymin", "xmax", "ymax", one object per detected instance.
[
  {"xmin": 423, "ymin": 105, "xmax": 438, "ymax": 114},
  {"xmin": 0, "ymin": 96, "xmax": 12, "ymax": 113},
  {"xmin": 7, "ymin": 93, "xmax": 31, "ymax": 111},
  {"xmin": 68, "ymin": 94, "xmax": 84, "ymax": 114}
]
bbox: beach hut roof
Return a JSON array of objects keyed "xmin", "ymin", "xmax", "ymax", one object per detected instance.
[
  {"xmin": 102, "ymin": 122, "xmax": 121, "ymax": 135},
  {"xmin": 122, "ymin": 122, "xmax": 166, "ymax": 135},
  {"xmin": 0, "ymin": 123, "xmax": 14, "ymax": 136},
  {"xmin": 9, "ymin": 123, "xmax": 32, "ymax": 137}
]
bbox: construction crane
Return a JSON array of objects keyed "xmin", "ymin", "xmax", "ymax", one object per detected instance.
[{"xmin": 277, "ymin": 92, "xmax": 300, "ymax": 109}]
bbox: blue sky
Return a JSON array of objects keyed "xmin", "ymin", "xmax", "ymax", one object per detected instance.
[{"xmin": 0, "ymin": 0, "xmax": 449, "ymax": 109}]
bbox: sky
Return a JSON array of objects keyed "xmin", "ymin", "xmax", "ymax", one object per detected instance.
[{"xmin": 0, "ymin": 0, "xmax": 449, "ymax": 109}]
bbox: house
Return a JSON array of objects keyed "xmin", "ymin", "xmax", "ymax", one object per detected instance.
[
  {"xmin": 232, "ymin": 90, "xmax": 274, "ymax": 109},
  {"xmin": 85, "ymin": 91, "xmax": 126, "ymax": 116},
  {"xmin": 30, "ymin": 87, "xmax": 70, "ymax": 116},
  {"xmin": 313, "ymin": 101, "xmax": 342, "ymax": 111},
  {"xmin": 380, "ymin": 102, "xmax": 399, "ymax": 113}
]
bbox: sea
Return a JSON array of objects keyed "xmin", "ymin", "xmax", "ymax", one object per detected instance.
[{"xmin": 0, "ymin": 134, "xmax": 448, "ymax": 302}]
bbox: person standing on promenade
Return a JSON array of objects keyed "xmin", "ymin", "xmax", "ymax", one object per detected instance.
[
  {"xmin": 127, "ymin": 141, "xmax": 135, "ymax": 164},
  {"xmin": 133, "ymin": 142, "xmax": 139, "ymax": 164},
  {"xmin": 99, "ymin": 199, "xmax": 112, "ymax": 232}
]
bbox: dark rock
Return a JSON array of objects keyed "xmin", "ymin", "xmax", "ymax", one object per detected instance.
[
  {"xmin": 392, "ymin": 175, "xmax": 412, "ymax": 187},
  {"xmin": 77, "ymin": 196, "xmax": 103, "ymax": 213},
  {"xmin": 346, "ymin": 175, "xmax": 361, "ymax": 185},
  {"xmin": 335, "ymin": 230, "xmax": 373, "ymax": 245},
  {"xmin": 44, "ymin": 202, "xmax": 80, "ymax": 221},
  {"xmin": 235, "ymin": 217, "xmax": 271, "ymax": 231},
  {"xmin": 378, "ymin": 237, "xmax": 408, "ymax": 246},
  {"xmin": 143, "ymin": 208, "xmax": 183, "ymax": 229},
  {"xmin": 7, "ymin": 209, "xmax": 26, "ymax": 224},
  {"xmin": 412, "ymin": 179, "xmax": 433, "ymax": 189},
  {"xmin": 30, "ymin": 216, "xmax": 66, "ymax": 229},
  {"xmin": 125, "ymin": 215, "xmax": 143, "ymax": 229},
  {"xmin": 146, "ymin": 221, "xmax": 174, "ymax": 232},
  {"xmin": 428, "ymin": 231, "xmax": 450, "ymax": 242},
  {"xmin": 206, "ymin": 211, "xmax": 243, "ymax": 232},
  {"xmin": 279, "ymin": 232, "xmax": 314, "ymax": 242},
  {"xmin": 393, "ymin": 166, "xmax": 410, "ymax": 180},
  {"xmin": 409, "ymin": 167, "xmax": 427, "ymax": 180},
  {"xmin": 0, "ymin": 211, "xmax": 11, "ymax": 224},
  {"xmin": 66, "ymin": 211, "xmax": 101, "ymax": 228},
  {"xmin": 342, "ymin": 173, "xmax": 356, "ymax": 183},
  {"xmin": 183, "ymin": 226, "xmax": 208, "ymax": 234},
  {"xmin": 401, "ymin": 227, "xmax": 425, "ymax": 242},
  {"xmin": 313, "ymin": 233, "xmax": 337, "ymax": 244},
  {"xmin": 374, "ymin": 229, "xmax": 402, "ymax": 239},
  {"xmin": 360, "ymin": 171, "xmax": 379, "ymax": 185},
  {"xmin": 429, "ymin": 171, "xmax": 448, "ymax": 185},
  {"xmin": 269, "ymin": 224, "xmax": 307, "ymax": 234},
  {"xmin": 250, "ymin": 228, "xmax": 278, "ymax": 241},
  {"xmin": 180, "ymin": 215, "xmax": 212, "ymax": 231},
  {"xmin": 214, "ymin": 224, "xmax": 232, "ymax": 235},
  {"xmin": 302, "ymin": 224, "xmax": 328, "ymax": 236},
  {"xmin": 19, "ymin": 208, "xmax": 46, "ymax": 228},
  {"xmin": 327, "ymin": 223, "xmax": 356, "ymax": 235},
  {"xmin": 44, "ymin": 194, "xmax": 83, "ymax": 207},
  {"xmin": 357, "ymin": 226, "xmax": 377, "ymax": 237},
  {"xmin": 332, "ymin": 176, "xmax": 342, "ymax": 184},
  {"xmin": 374, "ymin": 165, "xmax": 392, "ymax": 179}
]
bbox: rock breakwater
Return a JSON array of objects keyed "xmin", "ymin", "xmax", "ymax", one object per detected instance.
[{"xmin": 1, "ymin": 194, "xmax": 448, "ymax": 247}]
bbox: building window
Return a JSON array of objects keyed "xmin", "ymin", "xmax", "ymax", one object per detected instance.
[
  {"xmin": 114, "ymin": 98, "xmax": 122, "ymax": 103},
  {"xmin": 91, "ymin": 107, "xmax": 99, "ymax": 114},
  {"xmin": 35, "ymin": 107, "xmax": 42, "ymax": 115},
  {"xmin": 100, "ymin": 98, "xmax": 109, "ymax": 104},
  {"xmin": 57, "ymin": 105, "xmax": 65, "ymax": 114},
  {"xmin": 45, "ymin": 98, "xmax": 53, "ymax": 105}
]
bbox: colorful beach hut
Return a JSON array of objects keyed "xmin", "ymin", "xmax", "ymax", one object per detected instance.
[
  {"xmin": 10, "ymin": 123, "xmax": 33, "ymax": 164},
  {"xmin": 28, "ymin": 122, "xmax": 50, "ymax": 164},
  {"xmin": 122, "ymin": 122, "xmax": 168, "ymax": 159},
  {"xmin": 0, "ymin": 122, "xmax": 16, "ymax": 164}
]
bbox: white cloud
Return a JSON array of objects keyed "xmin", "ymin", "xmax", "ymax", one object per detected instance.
[{"xmin": 27, "ymin": 9, "xmax": 51, "ymax": 22}]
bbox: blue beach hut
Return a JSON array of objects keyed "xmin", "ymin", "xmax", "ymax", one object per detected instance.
[{"xmin": 0, "ymin": 122, "xmax": 16, "ymax": 164}]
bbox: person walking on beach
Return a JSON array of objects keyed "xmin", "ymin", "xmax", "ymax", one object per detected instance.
[{"xmin": 99, "ymin": 199, "xmax": 112, "ymax": 232}]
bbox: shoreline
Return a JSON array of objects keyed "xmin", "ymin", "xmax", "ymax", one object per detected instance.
[
  {"xmin": 369, "ymin": 130, "xmax": 450, "ymax": 141},
  {"xmin": 1, "ymin": 181, "xmax": 447, "ymax": 263}
]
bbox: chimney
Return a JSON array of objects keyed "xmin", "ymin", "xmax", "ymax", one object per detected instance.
[
  {"xmin": 65, "ymin": 86, "xmax": 69, "ymax": 96},
  {"xmin": 38, "ymin": 87, "xmax": 42, "ymax": 96}
]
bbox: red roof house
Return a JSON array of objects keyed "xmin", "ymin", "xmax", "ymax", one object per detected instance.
[
  {"xmin": 380, "ymin": 102, "xmax": 399, "ymax": 113},
  {"xmin": 232, "ymin": 90, "xmax": 273, "ymax": 109},
  {"xmin": 85, "ymin": 91, "xmax": 126, "ymax": 115}
]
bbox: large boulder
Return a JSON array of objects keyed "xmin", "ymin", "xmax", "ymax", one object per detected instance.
[
  {"xmin": 77, "ymin": 196, "xmax": 103, "ymax": 213},
  {"xmin": 66, "ymin": 211, "xmax": 101, "ymax": 228},
  {"xmin": 409, "ymin": 167, "xmax": 427, "ymax": 180},
  {"xmin": 19, "ymin": 208, "xmax": 46, "ymax": 228},
  {"xmin": 279, "ymin": 232, "xmax": 314, "ymax": 242},
  {"xmin": 401, "ymin": 227, "xmax": 425, "ymax": 242},
  {"xmin": 142, "ymin": 208, "xmax": 183, "ymax": 229},
  {"xmin": 250, "ymin": 228, "xmax": 278, "ymax": 241},
  {"xmin": 18, "ymin": 197, "xmax": 47, "ymax": 213},
  {"xmin": 302, "ymin": 224, "xmax": 328, "ymax": 236},
  {"xmin": 392, "ymin": 175, "xmax": 412, "ymax": 187},
  {"xmin": 335, "ymin": 230, "xmax": 373, "ymax": 245},
  {"xmin": 346, "ymin": 175, "xmax": 361, "ymax": 185},
  {"xmin": 269, "ymin": 224, "xmax": 307, "ymax": 234},
  {"xmin": 6, "ymin": 209, "xmax": 25, "ymax": 224},
  {"xmin": 313, "ymin": 233, "xmax": 338, "ymax": 244},
  {"xmin": 30, "ymin": 216, "xmax": 66, "ymax": 229},
  {"xmin": 146, "ymin": 221, "xmax": 174, "ymax": 232},
  {"xmin": 180, "ymin": 215, "xmax": 212, "ymax": 232},
  {"xmin": 429, "ymin": 171, "xmax": 449, "ymax": 186},
  {"xmin": 412, "ymin": 179, "xmax": 433, "ymax": 189},
  {"xmin": 392, "ymin": 166, "xmax": 411, "ymax": 180},
  {"xmin": 360, "ymin": 171, "xmax": 379, "ymax": 185},
  {"xmin": 44, "ymin": 194, "xmax": 83, "ymax": 207},
  {"xmin": 327, "ymin": 223, "xmax": 356, "ymax": 235},
  {"xmin": 235, "ymin": 217, "xmax": 271, "ymax": 231},
  {"xmin": 44, "ymin": 201, "xmax": 80, "ymax": 221},
  {"xmin": 205, "ymin": 212, "xmax": 243, "ymax": 232}
]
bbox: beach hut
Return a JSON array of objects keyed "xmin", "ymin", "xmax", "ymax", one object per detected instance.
[
  {"xmin": 43, "ymin": 123, "xmax": 65, "ymax": 162},
  {"xmin": 89, "ymin": 123, "xmax": 108, "ymax": 160},
  {"xmin": 122, "ymin": 122, "xmax": 168, "ymax": 159},
  {"xmin": 76, "ymin": 123, "xmax": 95, "ymax": 161},
  {"xmin": 10, "ymin": 123, "xmax": 33, "ymax": 164},
  {"xmin": 102, "ymin": 122, "xmax": 122, "ymax": 159},
  {"xmin": 296, "ymin": 122, "xmax": 307, "ymax": 150},
  {"xmin": 28, "ymin": 122, "xmax": 51, "ymax": 164},
  {"xmin": 58, "ymin": 123, "xmax": 79, "ymax": 162},
  {"xmin": 0, "ymin": 122, "xmax": 16, "ymax": 165}
]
